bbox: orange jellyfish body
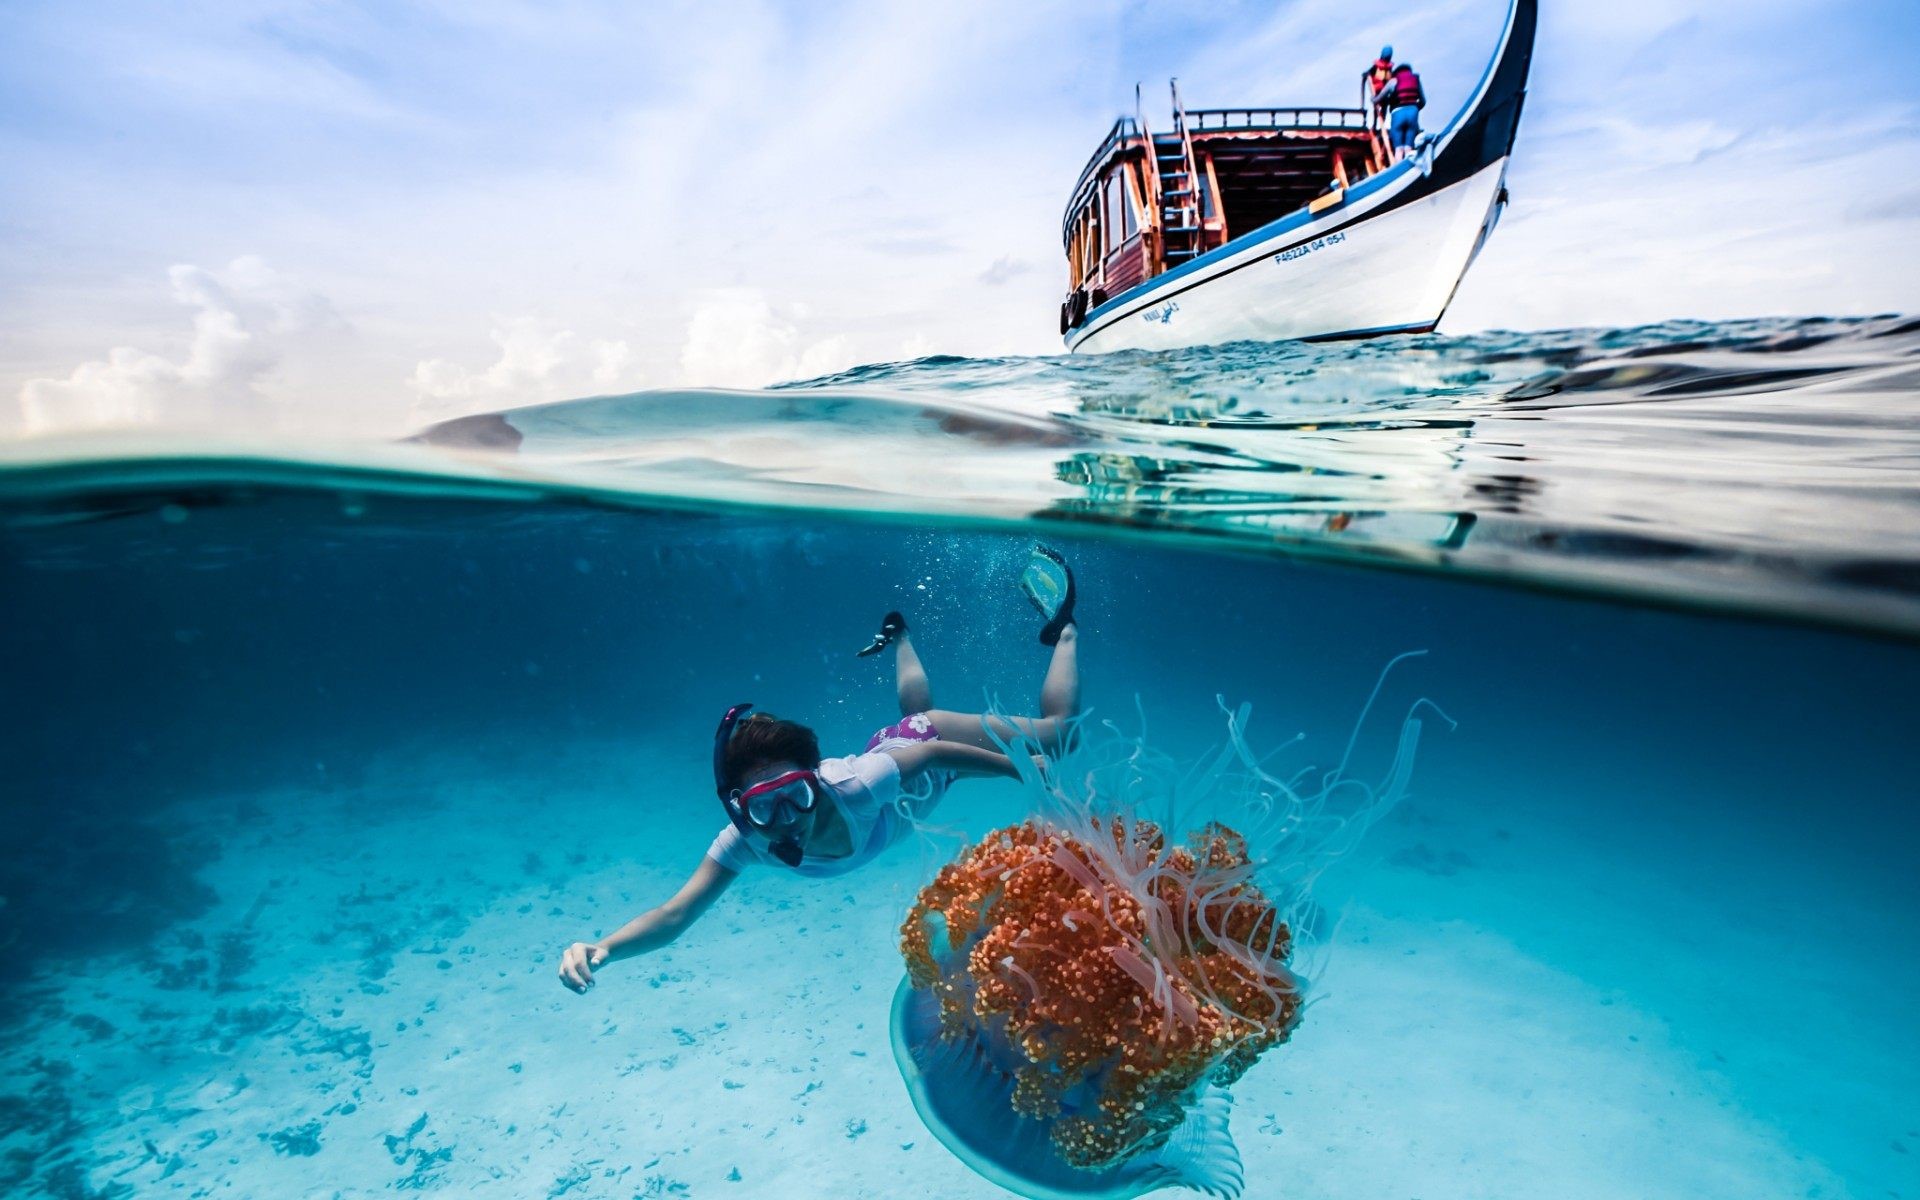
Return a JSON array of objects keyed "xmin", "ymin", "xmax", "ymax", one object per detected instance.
[{"xmin": 899, "ymin": 816, "xmax": 1302, "ymax": 1171}]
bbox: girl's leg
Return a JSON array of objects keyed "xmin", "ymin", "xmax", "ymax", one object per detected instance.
[
  {"xmin": 928, "ymin": 624, "xmax": 1078, "ymax": 751},
  {"xmin": 895, "ymin": 631, "xmax": 933, "ymax": 716},
  {"xmin": 1038, "ymin": 623, "xmax": 1079, "ymax": 720}
]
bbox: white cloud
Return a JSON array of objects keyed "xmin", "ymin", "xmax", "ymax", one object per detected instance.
[
  {"xmin": 1448, "ymin": 109, "xmax": 1920, "ymax": 330},
  {"xmin": 979, "ymin": 256, "xmax": 1033, "ymax": 286},
  {"xmin": 0, "ymin": 0, "xmax": 1092, "ymax": 428},
  {"xmin": 677, "ymin": 290, "xmax": 856, "ymax": 388},
  {"xmin": 407, "ymin": 292, "xmax": 859, "ymax": 421},
  {"xmin": 1575, "ymin": 115, "xmax": 1742, "ymax": 168},
  {"xmin": 409, "ymin": 318, "xmax": 640, "ymax": 420},
  {"xmin": 3, "ymin": 0, "xmax": 1915, "ymax": 430},
  {"xmin": 17, "ymin": 257, "xmax": 344, "ymax": 434}
]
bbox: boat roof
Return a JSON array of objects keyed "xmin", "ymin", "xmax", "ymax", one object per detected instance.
[{"xmin": 1063, "ymin": 108, "xmax": 1374, "ymax": 244}]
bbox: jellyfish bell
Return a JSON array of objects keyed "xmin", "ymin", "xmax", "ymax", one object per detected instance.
[
  {"xmin": 893, "ymin": 975, "xmax": 1242, "ymax": 1200},
  {"xmin": 892, "ymin": 816, "xmax": 1301, "ymax": 1200},
  {"xmin": 893, "ymin": 857, "xmax": 1256, "ymax": 1200}
]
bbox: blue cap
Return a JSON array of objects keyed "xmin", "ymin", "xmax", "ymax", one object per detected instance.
[{"xmin": 1381, "ymin": 44, "xmax": 1393, "ymax": 59}]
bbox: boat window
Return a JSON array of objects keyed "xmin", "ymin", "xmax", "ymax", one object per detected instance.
[{"xmin": 1121, "ymin": 172, "xmax": 1139, "ymax": 240}]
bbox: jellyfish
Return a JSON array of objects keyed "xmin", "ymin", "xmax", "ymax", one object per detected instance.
[{"xmin": 892, "ymin": 661, "xmax": 1443, "ymax": 1199}]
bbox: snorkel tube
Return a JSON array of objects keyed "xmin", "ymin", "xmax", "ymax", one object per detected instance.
[
  {"xmin": 712, "ymin": 702, "xmax": 807, "ymax": 868},
  {"xmin": 714, "ymin": 702, "xmax": 754, "ymax": 810}
]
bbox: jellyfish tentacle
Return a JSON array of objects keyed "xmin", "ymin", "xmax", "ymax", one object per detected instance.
[{"xmin": 1335, "ymin": 647, "xmax": 1429, "ymax": 778}]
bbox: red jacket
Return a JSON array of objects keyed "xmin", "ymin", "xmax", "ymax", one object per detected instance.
[{"xmin": 1388, "ymin": 66, "xmax": 1424, "ymax": 109}]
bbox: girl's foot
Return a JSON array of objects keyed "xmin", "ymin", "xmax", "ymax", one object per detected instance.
[
  {"xmin": 1019, "ymin": 545, "xmax": 1076, "ymax": 646},
  {"xmin": 856, "ymin": 610, "xmax": 909, "ymax": 658}
]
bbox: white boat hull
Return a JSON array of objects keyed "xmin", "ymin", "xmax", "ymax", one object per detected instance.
[{"xmin": 1069, "ymin": 159, "xmax": 1508, "ymax": 354}]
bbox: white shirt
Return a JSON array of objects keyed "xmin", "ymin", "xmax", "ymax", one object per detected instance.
[{"xmin": 706, "ymin": 750, "xmax": 922, "ymax": 877}]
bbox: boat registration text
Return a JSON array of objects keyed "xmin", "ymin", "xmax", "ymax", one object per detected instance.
[{"xmin": 1275, "ymin": 231, "xmax": 1347, "ymax": 263}]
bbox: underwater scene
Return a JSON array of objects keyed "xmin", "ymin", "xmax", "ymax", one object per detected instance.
[{"xmin": 3, "ymin": 320, "xmax": 1918, "ymax": 1199}]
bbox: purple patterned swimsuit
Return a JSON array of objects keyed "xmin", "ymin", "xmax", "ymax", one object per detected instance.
[
  {"xmin": 864, "ymin": 712, "xmax": 952, "ymax": 811},
  {"xmin": 865, "ymin": 711, "xmax": 941, "ymax": 751}
]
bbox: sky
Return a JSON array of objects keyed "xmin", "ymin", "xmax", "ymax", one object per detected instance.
[{"xmin": 2, "ymin": 0, "xmax": 1917, "ymax": 436}]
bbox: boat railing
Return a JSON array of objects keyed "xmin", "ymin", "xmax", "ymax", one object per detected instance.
[
  {"xmin": 1359, "ymin": 77, "xmax": 1393, "ymax": 170},
  {"xmin": 1067, "ymin": 117, "xmax": 1139, "ymax": 215},
  {"xmin": 1135, "ymin": 84, "xmax": 1164, "ymax": 271},
  {"xmin": 1185, "ymin": 107, "xmax": 1369, "ymax": 132}
]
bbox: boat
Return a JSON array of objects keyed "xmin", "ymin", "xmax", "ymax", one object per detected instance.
[{"xmin": 1059, "ymin": 0, "xmax": 1536, "ymax": 353}]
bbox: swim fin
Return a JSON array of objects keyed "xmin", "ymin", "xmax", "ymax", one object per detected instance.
[
  {"xmin": 1018, "ymin": 544, "xmax": 1076, "ymax": 646},
  {"xmin": 857, "ymin": 611, "xmax": 909, "ymax": 658}
]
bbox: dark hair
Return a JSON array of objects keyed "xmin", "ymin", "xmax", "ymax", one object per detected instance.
[{"xmin": 722, "ymin": 713, "xmax": 822, "ymax": 792}]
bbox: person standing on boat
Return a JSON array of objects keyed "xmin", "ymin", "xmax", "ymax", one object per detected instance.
[
  {"xmin": 554, "ymin": 546, "xmax": 1083, "ymax": 995},
  {"xmin": 1374, "ymin": 61, "xmax": 1426, "ymax": 162},
  {"xmin": 1365, "ymin": 45, "xmax": 1395, "ymax": 112}
]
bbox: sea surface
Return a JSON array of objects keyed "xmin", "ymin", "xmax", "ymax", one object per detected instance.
[{"xmin": 2, "ymin": 317, "xmax": 1916, "ymax": 1199}]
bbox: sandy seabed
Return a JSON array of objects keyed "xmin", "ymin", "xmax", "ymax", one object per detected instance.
[{"xmin": 3, "ymin": 739, "xmax": 1905, "ymax": 1199}]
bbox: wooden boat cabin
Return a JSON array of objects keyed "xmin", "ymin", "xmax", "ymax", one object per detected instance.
[{"xmin": 1060, "ymin": 81, "xmax": 1394, "ymax": 333}]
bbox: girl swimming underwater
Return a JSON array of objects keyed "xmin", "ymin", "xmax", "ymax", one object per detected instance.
[{"xmin": 556, "ymin": 545, "xmax": 1081, "ymax": 994}]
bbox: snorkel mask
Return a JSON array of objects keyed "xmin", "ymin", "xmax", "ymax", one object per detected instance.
[{"xmin": 713, "ymin": 702, "xmax": 818, "ymax": 868}]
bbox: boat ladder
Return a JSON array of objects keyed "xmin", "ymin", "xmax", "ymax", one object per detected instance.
[{"xmin": 1155, "ymin": 79, "xmax": 1205, "ymax": 266}]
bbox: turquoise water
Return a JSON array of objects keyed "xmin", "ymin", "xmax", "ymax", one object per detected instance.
[{"xmin": 2, "ymin": 319, "xmax": 1917, "ymax": 1198}]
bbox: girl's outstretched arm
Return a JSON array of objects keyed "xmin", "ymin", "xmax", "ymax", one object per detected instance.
[{"xmin": 558, "ymin": 854, "xmax": 737, "ymax": 993}]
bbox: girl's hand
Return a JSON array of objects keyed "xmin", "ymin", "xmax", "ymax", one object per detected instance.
[{"xmin": 558, "ymin": 942, "xmax": 609, "ymax": 993}]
